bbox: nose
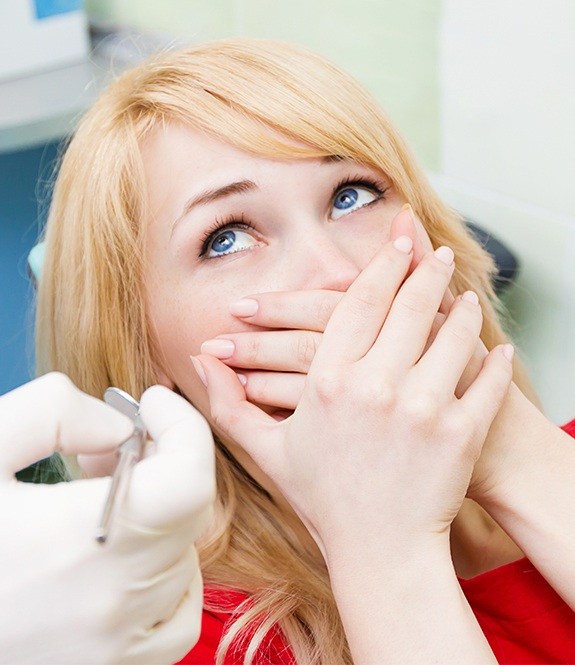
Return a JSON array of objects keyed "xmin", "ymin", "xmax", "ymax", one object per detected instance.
[{"xmin": 286, "ymin": 230, "xmax": 361, "ymax": 292}]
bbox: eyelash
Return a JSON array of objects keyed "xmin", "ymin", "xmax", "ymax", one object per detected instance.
[
  {"xmin": 332, "ymin": 174, "xmax": 389, "ymax": 209},
  {"xmin": 199, "ymin": 214, "xmax": 256, "ymax": 258},
  {"xmin": 198, "ymin": 176, "xmax": 389, "ymax": 258}
]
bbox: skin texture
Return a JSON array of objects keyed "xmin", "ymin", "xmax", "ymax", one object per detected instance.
[
  {"xmin": 143, "ymin": 122, "xmax": 430, "ymax": 502},
  {"xmin": 191, "ymin": 232, "xmax": 513, "ymax": 663}
]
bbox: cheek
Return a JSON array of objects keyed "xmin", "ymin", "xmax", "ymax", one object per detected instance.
[
  {"xmin": 145, "ymin": 275, "xmax": 252, "ymax": 400},
  {"xmin": 343, "ymin": 218, "xmax": 394, "ymax": 269},
  {"xmin": 148, "ymin": 283, "xmax": 229, "ymax": 364}
]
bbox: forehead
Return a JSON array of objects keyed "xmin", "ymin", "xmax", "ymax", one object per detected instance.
[{"xmin": 140, "ymin": 123, "xmax": 348, "ymax": 209}]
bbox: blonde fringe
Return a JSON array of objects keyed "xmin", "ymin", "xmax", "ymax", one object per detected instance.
[{"xmin": 37, "ymin": 39, "xmax": 538, "ymax": 664}]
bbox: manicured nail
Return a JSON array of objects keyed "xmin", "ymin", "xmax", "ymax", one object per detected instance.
[
  {"xmin": 461, "ymin": 290, "xmax": 479, "ymax": 305},
  {"xmin": 502, "ymin": 344, "xmax": 515, "ymax": 362},
  {"xmin": 236, "ymin": 373, "xmax": 247, "ymax": 386},
  {"xmin": 393, "ymin": 235, "xmax": 413, "ymax": 254},
  {"xmin": 200, "ymin": 339, "xmax": 235, "ymax": 358},
  {"xmin": 190, "ymin": 356, "xmax": 207, "ymax": 386},
  {"xmin": 229, "ymin": 298, "xmax": 259, "ymax": 317},
  {"xmin": 401, "ymin": 203, "xmax": 412, "ymax": 212},
  {"xmin": 434, "ymin": 246, "xmax": 454, "ymax": 265}
]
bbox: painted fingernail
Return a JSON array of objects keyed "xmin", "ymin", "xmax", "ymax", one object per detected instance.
[
  {"xmin": 393, "ymin": 235, "xmax": 413, "ymax": 254},
  {"xmin": 229, "ymin": 298, "xmax": 259, "ymax": 317},
  {"xmin": 434, "ymin": 246, "xmax": 455, "ymax": 265},
  {"xmin": 190, "ymin": 356, "xmax": 207, "ymax": 386},
  {"xmin": 502, "ymin": 344, "xmax": 515, "ymax": 362},
  {"xmin": 200, "ymin": 338, "xmax": 235, "ymax": 358},
  {"xmin": 236, "ymin": 373, "xmax": 248, "ymax": 386},
  {"xmin": 461, "ymin": 290, "xmax": 479, "ymax": 305}
]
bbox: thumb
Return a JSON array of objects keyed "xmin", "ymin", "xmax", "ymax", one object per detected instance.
[
  {"xmin": 124, "ymin": 386, "xmax": 216, "ymax": 533},
  {"xmin": 190, "ymin": 355, "xmax": 282, "ymax": 475},
  {"xmin": 0, "ymin": 373, "xmax": 133, "ymax": 479}
]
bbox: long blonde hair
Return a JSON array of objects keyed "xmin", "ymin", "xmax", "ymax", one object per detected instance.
[{"xmin": 37, "ymin": 39, "xmax": 534, "ymax": 664}]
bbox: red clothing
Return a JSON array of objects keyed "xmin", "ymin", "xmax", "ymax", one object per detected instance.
[{"xmin": 179, "ymin": 419, "xmax": 575, "ymax": 664}]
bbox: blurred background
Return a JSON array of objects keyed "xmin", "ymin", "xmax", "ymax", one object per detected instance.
[{"xmin": 0, "ymin": 0, "xmax": 573, "ymax": 422}]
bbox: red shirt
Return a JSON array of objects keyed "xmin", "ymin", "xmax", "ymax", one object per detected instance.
[{"xmin": 179, "ymin": 419, "xmax": 575, "ymax": 664}]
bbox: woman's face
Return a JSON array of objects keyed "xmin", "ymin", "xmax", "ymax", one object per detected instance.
[{"xmin": 143, "ymin": 122, "xmax": 424, "ymax": 439}]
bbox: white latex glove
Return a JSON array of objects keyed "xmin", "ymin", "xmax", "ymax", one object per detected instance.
[{"xmin": 0, "ymin": 373, "xmax": 215, "ymax": 665}]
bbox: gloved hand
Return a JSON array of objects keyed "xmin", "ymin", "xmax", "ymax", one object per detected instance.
[{"xmin": 0, "ymin": 373, "xmax": 215, "ymax": 665}]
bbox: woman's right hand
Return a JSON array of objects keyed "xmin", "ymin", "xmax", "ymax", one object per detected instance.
[
  {"xmin": 193, "ymin": 236, "xmax": 513, "ymax": 561},
  {"xmin": 194, "ymin": 236, "xmax": 512, "ymax": 663},
  {"xmin": 0, "ymin": 373, "xmax": 215, "ymax": 665}
]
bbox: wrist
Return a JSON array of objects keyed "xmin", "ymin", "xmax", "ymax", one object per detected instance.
[
  {"xmin": 326, "ymin": 536, "xmax": 495, "ymax": 664},
  {"xmin": 467, "ymin": 383, "xmax": 547, "ymax": 505}
]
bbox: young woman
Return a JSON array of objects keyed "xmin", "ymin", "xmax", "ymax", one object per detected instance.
[{"xmin": 36, "ymin": 39, "xmax": 575, "ymax": 663}]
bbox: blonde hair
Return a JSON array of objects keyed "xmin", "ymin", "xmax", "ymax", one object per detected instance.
[{"xmin": 37, "ymin": 38, "xmax": 535, "ymax": 664}]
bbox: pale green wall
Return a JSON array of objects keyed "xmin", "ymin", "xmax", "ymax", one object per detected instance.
[{"xmin": 85, "ymin": 0, "xmax": 442, "ymax": 169}]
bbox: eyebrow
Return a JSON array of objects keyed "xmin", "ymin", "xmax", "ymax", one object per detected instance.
[
  {"xmin": 175, "ymin": 179, "xmax": 256, "ymax": 223},
  {"xmin": 171, "ymin": 156, "xmax": 346, "ymax": 232}
]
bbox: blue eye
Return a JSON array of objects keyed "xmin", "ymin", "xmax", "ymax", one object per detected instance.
[
  {"xmin": 331, "ymin": 185, "xmax": 380, "ymax": 220},
  {"xmin": 205, "ymin": 226, "xmax": 258, "ymax": 258}
]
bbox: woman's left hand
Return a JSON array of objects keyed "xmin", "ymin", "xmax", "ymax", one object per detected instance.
[{"xmin": 200, "ymin": 208, "xmax": 456, "ymax": 412}]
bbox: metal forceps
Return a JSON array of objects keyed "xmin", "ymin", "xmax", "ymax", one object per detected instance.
[{"xmin": 95, "ymin": 387, "xmax": 147, "ymax": 544}]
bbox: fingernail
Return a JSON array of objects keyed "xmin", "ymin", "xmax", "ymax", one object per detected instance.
[
  {"xmin": 190, "ymin": 356, "xmax": 207, "ymax": 386},
  {"xmin": 236, "ymin": 373, "xmax": 247, "ymax": 386},
  {"xmin": 400, "ymin": 203, "xmax": 416, "ymax": 222},
  {"xmin": 393, "ymin": 235, "xmax": 413, "ymax": 254},
  {"xmin": 502, "ymin": 344, "xmax": 515, "ymax": 362},
  {"xmin": 230, "ymin": 298, "xmax": 259, "ymax": 317},
  {"xmin": 200, "ymin": 339, "xmax": 235, "ymax": 358},
  {"xmin": 434, "ymin": 246, "xmax": 455, "ymax": 265},
  {"xmin": 461, "ymin": 290, "xmax": 479, "ymax": 305}
]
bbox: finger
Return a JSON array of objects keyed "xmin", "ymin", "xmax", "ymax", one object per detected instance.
[
  {"xmin": 229, "ymin": 289, "xmax": 342, "ymax": 331},
  {"xmin": 412, "ymin": 293, "xmax": 483, "ymax": 395},
  {"xmin": 314, "ymin": 235, "xmax": 413, "ymax": 366},
  {"xmin": 390, "ymin": 204, "xmax": 430, "ymax": 273},
  {"xmin": 191, "ymin": 355, "xmax": 282, "ymax": 476},
  {"xmin": 421, "ymin": 312, "xmax": 447, "ymax": 356},
  {"xmin": 201, "ymin": 329, "xmax": 322, "ymax": 372},
  {"xmin": 242, "ymin": 370, "xmax": 305, "ymax": 410},
  {"xmin": 77, "ymin": 451, "xmax": 118, "ymax": 478},
  {"xmin": 459, "ymin": 345, "xmax": 514, "ymax": 443},
  {"xmin": 128, "ymin": 546, "xmax": 200, "ymax": 626},
  {"xmin": 391, "ymin": 205, "xmax": 455, "ymax": 314},
  {"xmin": 454, "ymin": 338, "xmax": 489, "ymax": 398},
  {"xmin": 124, "ymin": 386, "xmax": 216, "ymax": 534},
  {"xmin": 0, "ymin": 373, "xmax": 133, "ymax": 478},
  {"xmin": 367, "ymin": 246, "xmax": 455, "ymax": 373},
  {"xmin": 125, "ymin": 558, "xmax": 204, "ymax": 665},
  {"xmin": 8, "ymin": 475, "xmax": 110, "ymax": 543}
]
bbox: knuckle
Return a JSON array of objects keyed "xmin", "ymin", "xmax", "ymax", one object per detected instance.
[
  {"xmin": 244, "ymin": 335, "xmax": 261, "ymax": 364},
  {"xmin": 42, "ymin": 372, "xmax": 77, "ymax": 405},
  {"xmin": 445, "ymin": 321, "xmax": 479, "ymax": 345},
  {"xmin": 315, "ymin": 294, "xmax": 338, "ymax": 329},
  {"xmin": 245, "ymin": 374, "xmax": 270, "ymax": 403},
  {"xmin": 357, "ymin": 377, "xmax": 396, "ymax": 410},
  {"xmin": 349, "ymin": 288, "xmax": 381, "ymax": 314},
  {"xmin": 294, "ymin": 333, "xmax": 318, "ymax": 369},
  {"xmin": 397, "ymin": 292, "xmax": 428, "ymax": 316},
  {"xmin": 209, "ymin": 403, "xmax": 235, "ymax": 436},
  {"xmin": 403, "ymin": 392, "xmax": 440, "ymax": 425},
  {"xmin": 312, "ymin": 368, "xmax": 346, "ymax": 402}
]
